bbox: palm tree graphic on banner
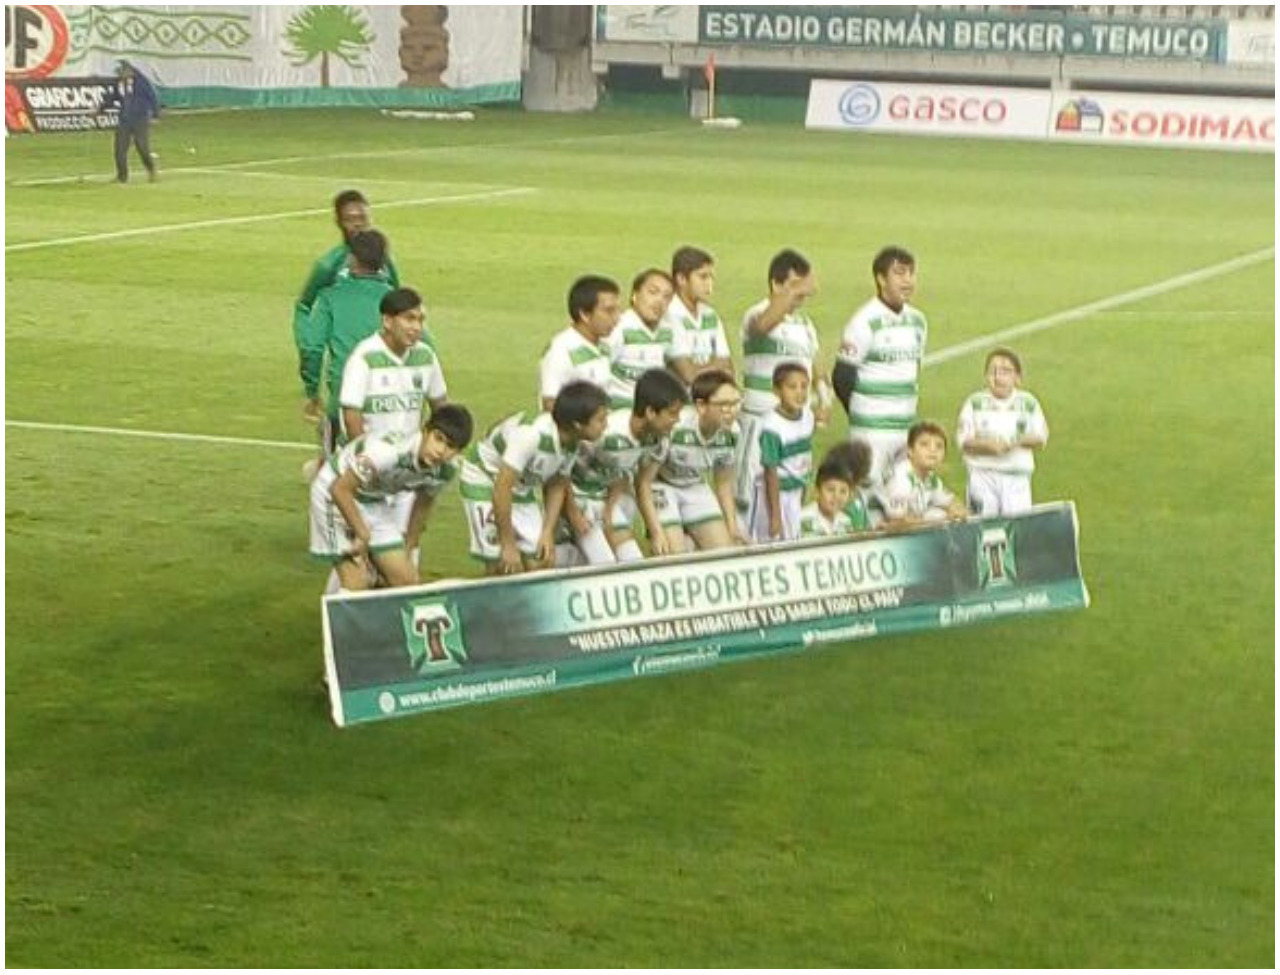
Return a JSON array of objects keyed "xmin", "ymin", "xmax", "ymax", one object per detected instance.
[{"xmin": 284, "ymin": 5, "xmax": 375, "ymax": 87}]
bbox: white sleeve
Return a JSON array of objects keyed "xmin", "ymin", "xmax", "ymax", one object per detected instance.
[
  {"xmin": 539, "ymin": 346, "xmax": 571, "ymax": 400},
  {"xmin": 339, "ymin": 350, "xmax": 370, "ymax": 410},
  {"xmin": 839, "ymin": 312, "xmax": 872, "ymax": 365},
  {"xmin": 712, "ymin": 319, "xmax": 732, "ymax": 360},
  {"xmin": 667, "ymin": 317, "xmax": 693, "ymax": 361},
  {"xmin": 930, "ymin": 478, "xmax": 956, "ymax": 509},
  {"xmin": 1028, "ymin": 396, "xmax": 1049, "ymax": 443},
  {"xmin": 352, "ymin": 436, "xmax": 398, "ymax": 487},
  {"xmin": 427, "ymin": 361, "xmax": 448, "ymax": 401},
  {"xmin": 956, "ymin": 399, "xmax": 976, "ymax": 447},
  {"xmin": 501, "ymin": 422, "xmax": 540, "ymax": 475},
  {"xmin": 876, "ymin": 468, "xmax": 911, "ymax": 519}
]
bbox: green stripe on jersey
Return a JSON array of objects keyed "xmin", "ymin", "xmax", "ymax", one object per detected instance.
[
  {"xmin": 856, "ymin": 380, "xmax": 918, "ymax": 396},
  {"xmin": 569, "ymin": 345, "xmax": 606, "ymax": 366},
  {"xmin": 850, "ymin": 413, "xmax": 914, "ymax": 431}
]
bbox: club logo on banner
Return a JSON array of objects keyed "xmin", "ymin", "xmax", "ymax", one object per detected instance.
[
  {"xmin": 402, "ymin": 597, "xmax": 468, "ymax": 673},
  {"xmin": 979, "ymin": 525, "xmax": 1016, "ymax": 589},
  {"xmin": 5, "ymin": 5, "xmax": 70, "ymax": 80}
]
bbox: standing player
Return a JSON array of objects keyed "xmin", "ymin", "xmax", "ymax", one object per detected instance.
[
  {"xmin": 736, "ymin": 248, "xmax": 832, "ymax": 526},
  {"xmin": 637, "ymin": 369, "xmax": 742, "ymax": 554},
  {"xmin": 748, "ymin": 363, "xmax": 816, "ymax": 543},
  {"xmin": 956, "ymin": 347, "xmax": 1049, "ymax": 516},
  {"xmin": 293, "ymin": 190, "xmax": 400, "ymax": 423},
  {"xmin": 340, "ymin": 287, "xmax": 448, "ymax": 443},
  {"xmin": 461, "ymin": 382, "xmax": 610, "ymax": 575},
  {"xmin": 663, "ymin": 246, "xmax": 733, "ymax": 386},
  {"xmin": 567, "ymin": 368, "xmax": 688, "ymax": 565},
  {"xmin": 602, "ymin": 269, "xmax": 677, "ymax": 409},
  {"xmin": 539, "ymin": 275, "xmax": 622, "ymax": 411},
  {"xmin": 832, "ymin": 246, "xmax": 927, "ymax": 484},
  {"xmin": 310, "ymin": 406, "xmax": 473, "ymax": 591},
  {"xmin": 297, "ymin": 230, "xmax": 394, "ymax": 462}
]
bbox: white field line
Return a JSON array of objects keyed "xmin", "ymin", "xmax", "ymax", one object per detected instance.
[
  {"xmin": 923, "ymin": 245, "xmax": 1275, "ymax": 367},
  {"xmin": 7, "ymin": 126, "xmax": 686, "ymax": 187},
  {"xmin": 6, "ymin": 246, "xmax": 1274, "ymax": 452},
  {"xmin": 4, "ymin": 186, "xmax": 536, "ymax": 252}
]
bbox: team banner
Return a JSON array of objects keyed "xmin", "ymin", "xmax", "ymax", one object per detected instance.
[
  {"xmin": 1049, "ymin": 89, "xmax": 1274, "ymax": 152},
  {"xmin": 4, "ymin": 5, "xmax": 522, "ymax": 109},
  {"xmin": 4, "ymin": 75, "xmax": 115, "ymax": 134},
  {"xmin": 697, "ymin": 6, "xmax": 1227, "ymax": 62},
  {"xmin": 324, "ymin": 503, "xmax": 1089, "ymax": 727}
]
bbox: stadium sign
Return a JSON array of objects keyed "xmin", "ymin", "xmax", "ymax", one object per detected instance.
[
  {"xmin": 698, "ymin": 6, "xmax": 1227, "ymax": 62},
  {"xmin": 5, "ymin": 5, "xmax": 70, "ymax": 80},
  {"xmin": 5, "ymin": 75, "xmax": 116, "ymax": 134},
  {"xmin": 1049, "ymin": 90, "xmax": 1275, "ymax": 152},
  {"xmin": 806, "ymin": 80, "xmax": 1051, "ymax": 141},
  {"xmin": 324, "ymin": 503, "xmax": 1089, "ymax": 726}
]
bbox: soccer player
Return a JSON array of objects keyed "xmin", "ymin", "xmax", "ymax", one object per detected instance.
[
  {"xmin": 748, "ymin": 363, "xmax": 815, "ymax": 543},
  {"xmin": 293, "ymin": 190, "xmax": 400, "ymax": 423},
  {"xmin": 602, "ymin": 269, "xmax": 677, "ymax": 409},
  {"xmin": 461, "ymin": 381, "xmax": 609, "ymax": 575},
  {"xmin": 296, "ymin": 229, "xmax": 394, "ymax": 455},
  {"xmin": 957, "ymin": 347, "xmax": 1049, "ymax": 516},
  {"xmin": 340, "ymin": 287, "xmax": 448, "ymax": 443},
  {"xmin": 832, "ymin": 246, "xmax": 927, "ymax": 484},
  {"xmin": 567, "ymin": 368, "xmax": 688, "ymax": 565},
  {"xmin": 539, "ymin": 275, "xmax": 622, "ymax": 412},
  {"xmin": 875, "ymin": 421, "xmax": 967, "ymax": 527},
  {"xmin": 662, "ymin": 246, "xmax": 733, "ymax": 386},
  {"xmin": 798, "ymin": 459, "xmax": 859, "ymax": 539},
  {"xmin": 637, "ymin": 369, "xmax": 742, "ymax": 554},
  {"xmin": 309, "ymin": 405, "xmax": 473, "ymax": 592},
  {"xmin": 735, "ymin": 248, "xmax": 832, "ymax": 526}
]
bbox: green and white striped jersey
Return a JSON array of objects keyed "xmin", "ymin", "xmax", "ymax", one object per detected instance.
[
  {"xmin": 464, "ymin": 411, "xmax": 575, "ymax": 502},
  {"xmin": 957, "ymin": 389, "xmax": 1048, "ymax": 475},
  {"xmin": 876, "ymin": 457, "xmax": 956, "ymax": 521},
  {"xmin": 845, "ymin": 492, "xmax": 872, "ymax": 532},
  {"xmin": 657, "ymin": 406, "xmax": 739, "ymax": 488},
  {"xmin": 323, "ymin": 430, "xmax": 459, "ymax": 504},
  {"xmin": 601, "ymin": 309, "xmax": 677, "ymax": 409},
  {"xmin": 740, "ymin": 299, "xmax": 819, "ymax": 416},
  {"xmin": 340, "ymin": 333, "xmax": 447, "ymax": 439},
  {"xmin": 663, "ymin": 294, "xmax": 731, "ymax": 367},
  {"xmin": 758, "ymin": 406, "xmax": 815, "ymax": 493},
  {"xmin": 539, "ymin": 326, "xmax": 612, "ymax": 401},
  {"xmin": 570, "ymin": 408, "xmax": 669, "ymax": 499},
  {"xmin": 837, "ymin": 296, "xmax": 927, "ymax": 432},
  {"xmin": 798, "ymin": 502, "xmax": 856, "ymax": 539}
]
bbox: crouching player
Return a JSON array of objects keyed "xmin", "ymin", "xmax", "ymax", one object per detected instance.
[
  {"xmin": 875, "ymin": 420, "xmax": 966, "ymax": 527},
  {"xmin": 566, "ymin": 368, "xmax": 688, "ymax": 565},
  {"xmin": 310, "ymin": 405, "xmax": 474, "ymax": 592},
  {"xmin": 461, "ymin": 381, "xmax": 609, "ymax": 576},
  {"xmin": 637, "ymin": 369, "xmax": 742, "ymax": 554}
]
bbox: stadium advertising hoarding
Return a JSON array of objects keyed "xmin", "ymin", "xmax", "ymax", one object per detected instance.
[
  {"xmin": 1049, "ymin": 90, "xmax": 1275, "ymax": 152},
  {"xmin": 4, "ymin": 75, "xmax": 115, "ymax": 133},
  {"xmin": 1226, "ymin": 20, "xmax": 1275, "ymax": 65},
  {"xmin": 696, "ymin": 6, "xmax": 1226, "ymax": 62},
  {"xmin": 324, "ymin": 504, "xmax": 1089, "ymax": 727},
  {"xmin": 806, "ymin": 79, "xmax": 1050, "ymax": 141},
  {"xmin": 3, "ymin": 4, "xmax": 522, "ymax": 109}
]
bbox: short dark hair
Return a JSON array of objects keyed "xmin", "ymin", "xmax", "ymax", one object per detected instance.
[
  {"xmin": 768, "ymin": 248, "xmax": 811, "ymax": 286},
  {"xmin": 426, "ymin": 404, "xmax": 474, "ymax": 449},
  {"xmin": 380, "ymin": 286, "xmax": 421, "ymax": 317},
  {"xmin": 690, "ymin": 368, "xmax": 737, "ymax": 405},
  {"xmin": 821, "ymin": 441, "xmax": 873, "ymax": 486},
  {"xmin": 631, "ymin": 267, "xmax": 672, "ymax": 295},
  {"xmin": 552, "ymin": 381, "xmax": 609, "ymax": 429},
  {"xmin": 333, "ymin": 189, "xmax": 368, "ymax": 217},
  {"xmin": 633, "ymin": 369, "xmax": 688, "ymax": 417},
  {"xmin": 872, "ymin": 245, "xmax": 915, "ymax": 279},
  {"xmin": 986, "ymin": 346, "xmax": 1023, "ymax": 375},
  {"xmin": 349, "ymin": 229, "xmax": 387, "ymax": 273},
  {"xmin": 672, "ymin": 245, "xmax": 714, "ymax": 282},
  {"xmin": 815, "ymin": 457, "xmax": 856, "ymax": 489},
  {"xmin": 772, "ymin": 362, "xmax": 809, "ymax": 388},
  {"xmin": 567, "ymin": 275, "xmax": 620, "ymax": 323},
  {"xmin": 908, "ymin": 420, "xmax": 948, "ymax": 449}
]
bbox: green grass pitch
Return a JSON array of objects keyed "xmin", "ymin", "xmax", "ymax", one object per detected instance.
[{"xmin": 5, "ymin": 107, "xmax": 1274, "ymax": 966}]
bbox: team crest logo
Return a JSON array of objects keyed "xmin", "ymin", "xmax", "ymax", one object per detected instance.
[
  {"xmin": 402, "ymin": 597, "xmax": 467, "ymax": 673},
  {"xmin": 978, "ymin": 525, "xmax": 1016, "ymax": 588}
]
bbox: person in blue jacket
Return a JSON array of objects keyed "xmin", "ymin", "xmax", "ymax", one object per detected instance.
[{"xmin": 104, "ymin": 60, "xmax": 160, "ymax": 183}]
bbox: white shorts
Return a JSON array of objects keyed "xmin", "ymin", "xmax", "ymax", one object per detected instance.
[
  {"xmin": 459, "ymin": 461, "xmax": 545, "ymax": 562},
  {"xmin": 850, "ymin": 427, "xmax": 908, "ymax": 485},
  {"xmin": 966, "ymin": 467, "xmax": 1034, "ymax": 517},
  {"xmin": 746, "ymin": 482, "xmax": 804, "ymax": 543},
  {"xmin": 651, "ymin": 480, "xmax": 726, "ymax": 529},
  {"xmin": 309, "ymin": 472, "xmax": 408, "ymax": 562}
]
